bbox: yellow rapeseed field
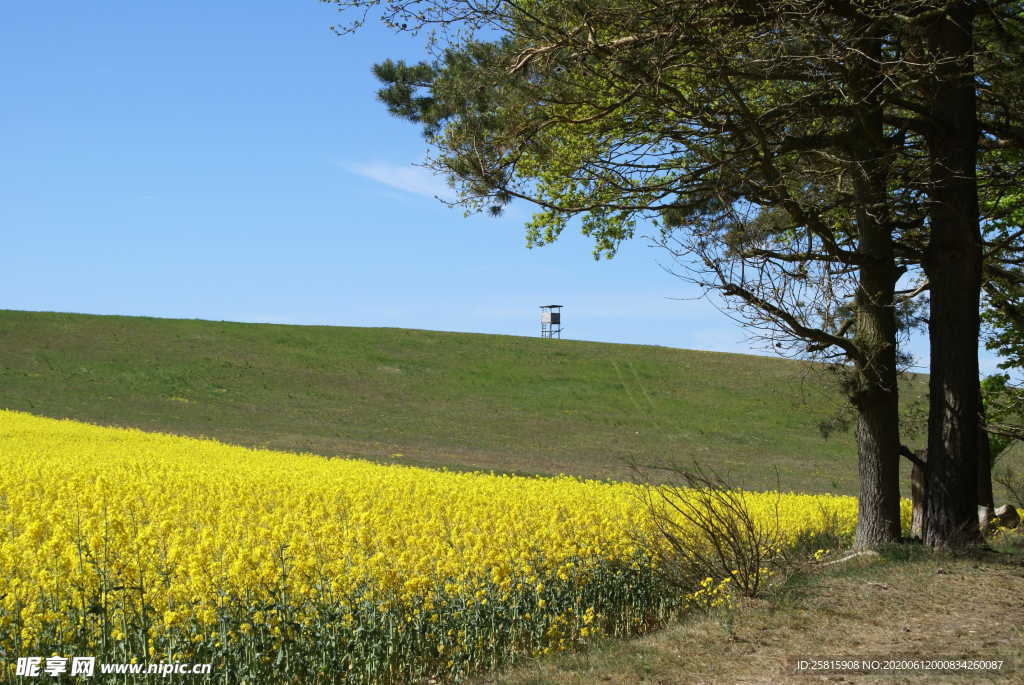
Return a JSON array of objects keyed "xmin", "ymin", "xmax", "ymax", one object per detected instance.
[{"xmin": 0, "ymin": 410, "xmax": 881, "ymax": 682}]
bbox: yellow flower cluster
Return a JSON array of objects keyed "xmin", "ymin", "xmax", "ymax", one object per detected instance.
[
  {"xmin": 0, "ymin": 410, "xmax": 882, "ymax": 682},
  {"xmin": 684, "ymin": 576, "xmax": 735, "ymax": 611}
]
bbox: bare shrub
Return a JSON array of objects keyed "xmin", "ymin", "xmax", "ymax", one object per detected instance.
[{"xmin": 632, "ymin": 465, "xmax": 782, "ymax": 599}]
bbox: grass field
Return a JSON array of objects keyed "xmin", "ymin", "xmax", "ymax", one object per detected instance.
[
  {"xmin": 0, "ymin": 308, "xmax": 940, "ymax": 496},
  {"xmin": 3, "ymin": 308, "xmax": 1023, "ymax": 684}
]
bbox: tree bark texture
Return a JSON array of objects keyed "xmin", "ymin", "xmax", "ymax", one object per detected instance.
[
  {"xmin": 851, "ymin": 237, "xmax": 902, "ymax": 548},
  {"xmin": 854, "ymin": 376, "xmax": 903, "ymax": 548},
  {"xmin": 922, "ymin": 3, "xmax": 984, "ymax": 548},
  {"xmin": 850, "ymin": 27, "xmax": 902, "ymax": 549}
]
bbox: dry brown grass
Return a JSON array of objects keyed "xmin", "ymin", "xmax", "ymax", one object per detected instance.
[{"xmin": 472, "ymin": 540, "xmax": 1024, "ymax": 684}]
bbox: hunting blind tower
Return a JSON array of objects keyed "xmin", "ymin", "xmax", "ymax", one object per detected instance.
[{"xmin": 540, "ymin": 305, "xmax": 562, "ymax": 339}]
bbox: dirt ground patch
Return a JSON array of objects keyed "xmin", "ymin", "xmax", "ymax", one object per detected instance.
[{"xmin": 475, "ymin": 545, "xmax": 1024, "ymax": 684}]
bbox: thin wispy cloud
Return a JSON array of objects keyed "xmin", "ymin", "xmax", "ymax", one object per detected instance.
[{"xmin": 345, "ymin": 161, "xmax": 456, "ymax": 201}]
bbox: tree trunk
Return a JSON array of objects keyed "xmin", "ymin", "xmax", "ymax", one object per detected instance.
[
  {"xmin": 849, "ymin": 28, "xmax": 902, "ymax": 549},
  {"xmin": 850, "ymin": 243, "xmax": 902, "ymax": 548},
  {"xmin": 854, "ymin": 381, "xmax": 902, "ymax": 548},
  {"xmin": 911, "ymin": 452, "xmax": 926, "ymax": 539},
  {"xmin": 921, "ymin": 3, "xmax": 984, "ymax": 548}
]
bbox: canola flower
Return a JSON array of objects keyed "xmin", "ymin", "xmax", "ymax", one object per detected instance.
[{"xmin": 0, "ymin": 410, "xmax": 893, "ymax": 682}]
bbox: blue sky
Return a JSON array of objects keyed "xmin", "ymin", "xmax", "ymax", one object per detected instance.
[{"xmin": 0, "ymin": 1, "xmax": 1003, "ymax": 374}]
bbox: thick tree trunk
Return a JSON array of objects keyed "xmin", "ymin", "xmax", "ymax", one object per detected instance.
[
  {"xmin": 849, "ymin": 28, "xmax": 902, "ymax": 550},
  {"xmin": 854, "ymin": 381, "xmax": 902, "ymax": 548},
  {"xmin": 851, "ymin": 248, "xmax": 901, "ymax": 548},
  {"xmin": 922, "ymin": 3, "xmax": 984, "ymax": 548}
]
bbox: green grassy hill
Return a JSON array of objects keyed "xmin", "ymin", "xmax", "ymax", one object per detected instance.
[{"xmin": 0, "ymin": 309, "xmax": 931, "ymax": 494}]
